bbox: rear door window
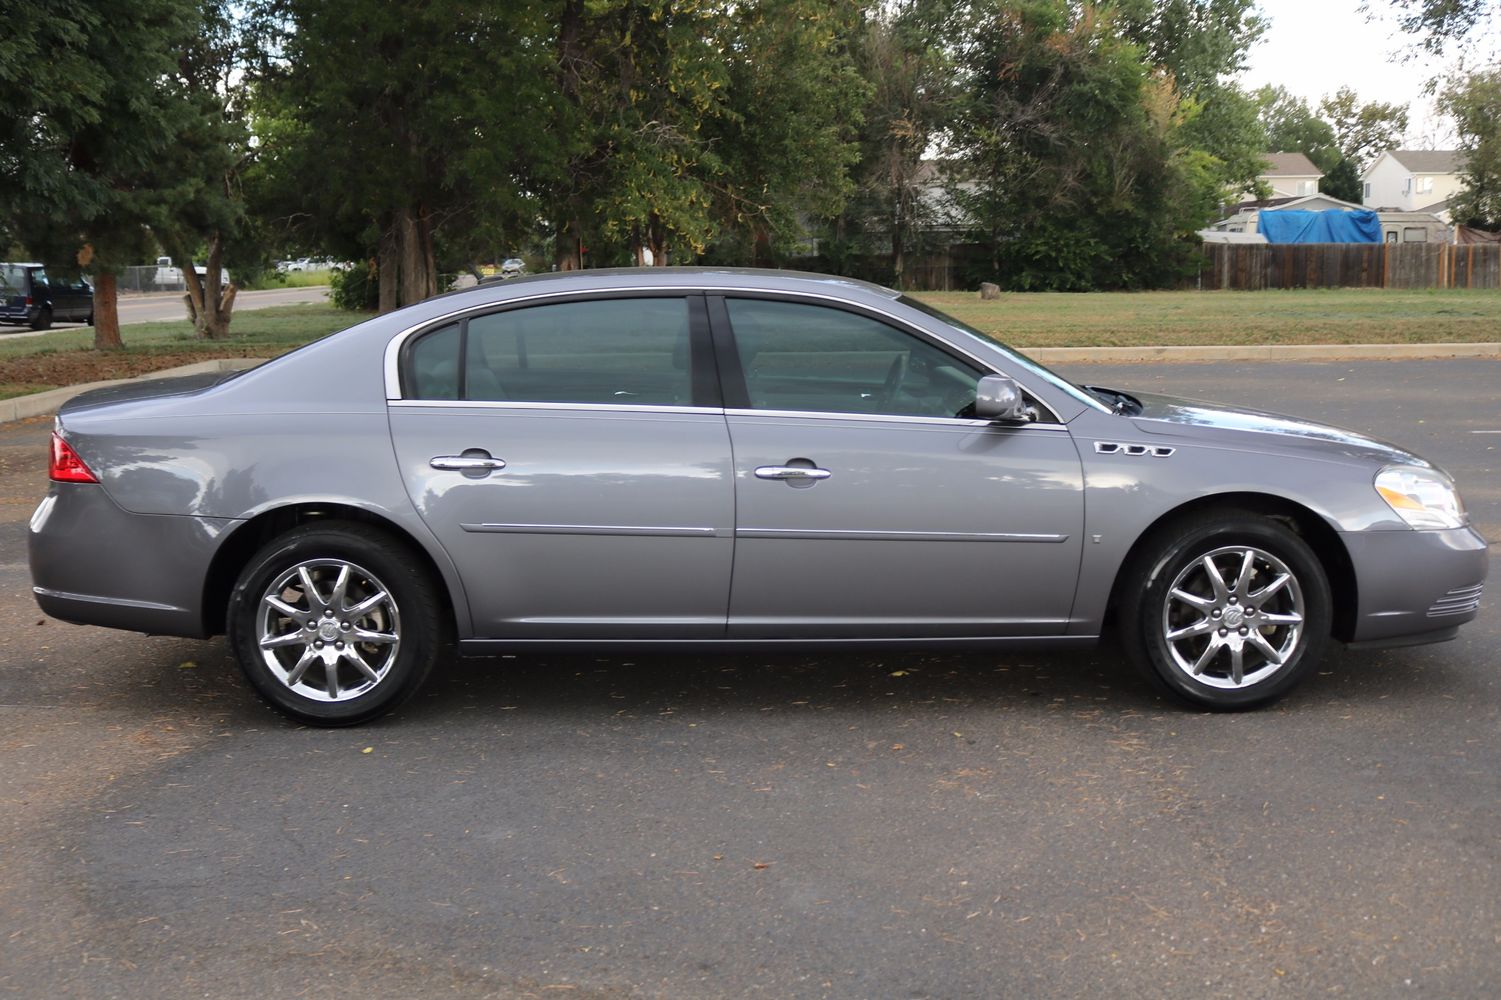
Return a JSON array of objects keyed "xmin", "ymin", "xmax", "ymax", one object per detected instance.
[{"xmin": 403, "ymin": 297, "xmax": 695, "ymax": 407}]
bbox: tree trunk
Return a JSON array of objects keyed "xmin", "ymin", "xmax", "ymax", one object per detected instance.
[
  {"xmin": 892, "ymin": 207, "xmax": 906, "ymax": 290},
  {"xmin": 648, "ymin": 215, "xmax": 668, "ymax": 266},
  {"xmin": 556, "ymin": 220, "xmax": 583, "ymax": 270},
  {"xmin": 398, "ymin": 205, "xmax": 434, "ymax": 306},
  {"xmin": 417, "ymin": 203, "xmax": 437, "ymax": 299},
  {"xmin": 92, "ymin": 271, "xmax": 122, "ymax": 350},
  {"xmin": 378, "ymin": 220, "xmax": 400, "ymax": 314},
  {"xmin": 200, "ymin": 233, "xmax": 234, "ymax": 338},
  {"xmin": 171, "ymin": 233, "xmax": 236, "ymax": 339}
]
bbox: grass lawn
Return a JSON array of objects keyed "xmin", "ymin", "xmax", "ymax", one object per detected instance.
[
  {"xmin": 0, "ymin": 304, "xmax": 361, "ymax": 399},
  {"xmin": 918, "ymin": 287, "xmax": 1501, "ymax": 348},
  {"xmin": 238, "ymin": 268, "xmax": 340, "ymax": 291},
  {"xmin": 1, "ymin": 286, "xmax": 1498, "ymax": 399}
]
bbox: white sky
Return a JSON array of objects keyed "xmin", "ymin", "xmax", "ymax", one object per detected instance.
[{"xmin": 1237, "ymin": 0, "xmax": 1489, "ymax": 147}]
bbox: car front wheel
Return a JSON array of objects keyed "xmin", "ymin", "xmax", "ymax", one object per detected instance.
[
  {"xmin": 227, "ymin": 523, "xmax": 446, "ymax": 725},
  {"xmin": 1121, "ymin": 512, "xmax": 1332, "ymax": 710}
]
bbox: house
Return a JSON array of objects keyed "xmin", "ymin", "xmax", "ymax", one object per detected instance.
[
  {"xmin": 1361, "ymin": 150, "xmax": 1467, "ymax": 218},
  {"xmin": 1251, "ymin": 152, "xmax": 1324, "ymax": 199},
  {"xmin": 1208, "ymin": 193, "xmax": 1451, "ymax": 244}
]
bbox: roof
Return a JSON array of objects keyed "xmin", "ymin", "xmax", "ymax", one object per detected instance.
[
  {"xmin": 1387, "ymin": 150, "xmax": 1465, "ymax": 174},
  {"xmin": 1260, "ymin": 152, "xmax": 1322, "ymax": 177},
  {"xmin": 445, "ymin": 266, "xmax": 902, "ymax": 303}
]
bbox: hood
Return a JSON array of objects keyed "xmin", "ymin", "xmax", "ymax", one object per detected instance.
[
  {"xmin": 59, "ymin": 371, "xmax": 237, "ymax": 418},
  {"xmin": 1120, "ymin": 389, "xmax": 1429, "ymax": 470}
]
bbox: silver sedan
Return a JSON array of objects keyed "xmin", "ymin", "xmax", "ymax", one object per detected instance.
[{"xmin": 28, "ymin": 269, "xmax": 1487, "ymax": 724}]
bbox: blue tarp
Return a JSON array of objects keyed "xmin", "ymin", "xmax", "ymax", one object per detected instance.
[{"xmin": 1259, "ymin": 209, "xmax": 1382, "ymax": 244}]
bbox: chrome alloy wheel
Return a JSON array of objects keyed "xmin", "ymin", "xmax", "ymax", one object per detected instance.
[
  {"xmin": 255, "ymin": 559, "xmax": 401, "ymax": 702},
  {"xmin": 1161, "ymin": 545, "xmax": 1305, "ymax": 690}
]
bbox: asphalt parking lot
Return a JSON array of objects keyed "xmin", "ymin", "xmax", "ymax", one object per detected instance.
[{"xmin": 1, "ymin": 358, "xmax": 1497, "ymax": 999}]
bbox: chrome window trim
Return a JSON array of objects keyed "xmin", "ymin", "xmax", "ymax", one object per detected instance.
[
  {"xmin": 381, "ymin": 284, "xmax": 1063, "ymax": 424},
  {"xmin": 724, "ymin": 407, "xmax": 1069, "ymax": 431},
  {"xmin": 388, "ymin": 399, "xmax": 721, "ymax": 416}
]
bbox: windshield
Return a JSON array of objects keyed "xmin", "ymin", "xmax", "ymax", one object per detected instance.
[{"xmin": 896, "ymin": 295, "xmax": 1111, "ymax": 414}]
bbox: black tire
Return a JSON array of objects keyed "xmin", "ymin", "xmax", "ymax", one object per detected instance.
[
  {"xmin": 86, "ymin": 310, "xmax": 94, "ymax": 327},
  {"xmin": 29, "ymin": 307, "xmax": 51, "ymax": 331},
  {"xmin": 1119, "ymin": 511, "xmax": 1332, "ymax": 710},
  {"xmin": 226, "ymin": 522, "xmax": 448, "ymax": 726}
]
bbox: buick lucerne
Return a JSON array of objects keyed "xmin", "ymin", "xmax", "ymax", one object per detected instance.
[{"xmin": 29, "ymin": 269, "xmax": 1487, "ymax": 724}]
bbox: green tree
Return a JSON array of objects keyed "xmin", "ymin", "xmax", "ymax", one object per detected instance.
[
  {"xmin": 1319, "ymin": 157, "xmax": 1363, "ymax": 203},
  {"xmin": 1113, "ymin": 0, "xmax": 1269, "ymax": 200},
  {"xmin": 828, "ymin": 1, "xmax": 949, "ymax": 287},
  {"xmin": 1255, "ymin": 86, "xmax": 1340, "ymax": 173},
  {"xmin": 1388, "ymin": 0, "xmax": 1496, "ymax": 55},
  {"xmin": 949, "ymin": 2, "xmax": 1209, "ymax": 290},
  {"xmin": 547, "ymin": 0, "xmax": 733, "ymax": 269},
  {"xmin": 0, "ymin": 0, "xmax": 200, "ymax": 347},
  {"xmin": 155, "ymin": 0, "xmax": 263, "ymax": 339},
  {"xmin": 703, "ymin": 0, "xmax": 869, "ymax": 264},
  {"xmin": 256, "ymin": 0, "xmax": 558, "ymax": 311},
  {"xmin": 1441, "ymin": 69, "xmax": 1501, "ymax": 229},
  {"xmin": 1112, "ymin": 0, "xmax": 1266, "ymax": 96},
  {"xmin": 1319, "ymin": 86, "xmax": 1409, "ymax": 169}
]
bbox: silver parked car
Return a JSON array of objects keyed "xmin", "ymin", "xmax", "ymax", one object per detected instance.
[{"xmin": 29, "ymin": 269, "xmax": 1486, "ymax": 725}]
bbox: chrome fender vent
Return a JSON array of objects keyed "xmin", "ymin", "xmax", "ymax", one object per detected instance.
[
  {"xmin": 1093, "ymin": 442, "xmax": 1175, "ymax": 457},
  {"xmin": 1427, "ymin": 583, "xmax": 1483, "ymax": 618}
]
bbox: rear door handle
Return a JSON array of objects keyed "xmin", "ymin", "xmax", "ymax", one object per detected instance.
[
  {"xmin": 754, "ymin": 465, "xmax": 831, "ymax": 482},
  {"xmin": 430, "ymin": 455, "xmax": 507, "ymax": 472}
]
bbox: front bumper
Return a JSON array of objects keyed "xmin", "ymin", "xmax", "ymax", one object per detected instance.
[
  {"xmin": 29, "ymin": 483, "xmax": 238, "ymax": 638},
  {"xmin": 1342, "ymin": 524, "xmax": 1489, "ymax": 645}
]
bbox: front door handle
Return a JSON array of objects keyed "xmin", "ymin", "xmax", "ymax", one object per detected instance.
[
  {"xmin": 430, "ymin": 454, "xmax": 507, "ymax": 472},
  {"xmin": 754, "ymin": 465, "xmax": 832, "ymax": 482}
]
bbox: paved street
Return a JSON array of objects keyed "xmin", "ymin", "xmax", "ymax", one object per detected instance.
[
  {"xmin": 0, "ymin": 359, "xmax": 1496, "ymax": 999},
  {"xmin": 116, "ymin": 285, "xmax": 330, "ymax": 325},
  {"xmin": 7, "ymin": 286, "xmax": 330, "ymax": 338}
]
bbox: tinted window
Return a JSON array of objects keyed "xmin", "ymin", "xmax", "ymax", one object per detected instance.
[
  {"xmin": 726, "ymin": 298, "xmax": 982, "ymax": 418},
  {"xmin": 408, "ymin": 322, "xmax": 461, "ymax": 400},
  {"xmin": 464, "ymin": 298, "xmax": 691, "ymax": 405}
]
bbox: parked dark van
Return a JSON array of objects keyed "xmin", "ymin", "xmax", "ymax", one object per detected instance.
[{"xmin": 0, "ymin": 263, "xmax": 93, "ymax": 331}]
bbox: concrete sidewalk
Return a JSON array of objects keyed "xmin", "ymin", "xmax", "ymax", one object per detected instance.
[{"xmin": 4, "ymin": 341, "xmax": 1499, "ymax": 425}]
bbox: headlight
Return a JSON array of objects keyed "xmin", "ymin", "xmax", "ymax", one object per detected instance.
[{"xmin": 1375, "ymin": 466, "xmax": 1467, "ymax": 529}]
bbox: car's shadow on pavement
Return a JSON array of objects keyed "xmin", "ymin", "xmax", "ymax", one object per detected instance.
[{"xmin": 114, "ymin": 634, "xmax": 1476, "ymax": 731}]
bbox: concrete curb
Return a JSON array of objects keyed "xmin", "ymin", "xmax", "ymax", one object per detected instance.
[
  {"xmin": 3, "ymin": 341, "xmax": 1499, "ymax": 425},
  {"xmin": 0, "ymin": 358, "xmax": 265, "ymax": 424}
]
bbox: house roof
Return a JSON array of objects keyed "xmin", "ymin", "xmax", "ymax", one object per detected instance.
[
  {"xmin": 1260, "ymin": 152, "xmax": 1322, "ymax": 177},
  {"xmin": 1387, "ymin": 149, "xmax": 1465, "ymax": 174}
]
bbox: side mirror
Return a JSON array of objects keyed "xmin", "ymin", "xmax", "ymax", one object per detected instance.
[{"xmin": 974, "ymin": 374, "xmax": 1030, "ymax": 422}]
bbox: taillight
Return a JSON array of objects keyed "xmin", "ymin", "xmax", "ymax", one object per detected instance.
[{"xmin": 50, "ymin": 432, "xmax": 98, "ymax": 483}]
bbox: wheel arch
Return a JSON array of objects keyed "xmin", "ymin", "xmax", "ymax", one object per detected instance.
[
  {"xmin": 1104, "ymin": 492, "xmax": 1359, "ymax": 642},
  {"xmin": 201, "ymin": 502, "xmax": 463, "ymax": 638}
]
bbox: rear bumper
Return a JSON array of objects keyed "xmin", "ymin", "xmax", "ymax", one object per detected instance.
[
  {"xmin": 1342, "ymin": 524, "xmax": 1489, "ymax": 645},
  {"xmin": 0, "ymin": 305, "xmax": 37, "ymax": 325},
  {"xmin": 29, "ymin": 484, "xmax": 239, "ymax": 638}
]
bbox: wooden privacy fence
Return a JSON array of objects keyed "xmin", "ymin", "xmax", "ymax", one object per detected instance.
[{"xmin": 1203, "ymin": 242, "xmax": 1501, "ymax": 290}]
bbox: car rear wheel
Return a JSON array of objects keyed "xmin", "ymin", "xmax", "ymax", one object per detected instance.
[
  {"xmin": 29, "ymin": 307, "xmax": 51, "ymax": 331},
  {"xmin": 1120, "ymin": 512, "xmax": 1331, "ymax": 710},
  {"xmin": 227, "ymin": 523, "xmax": 446, "ymax": 726}
]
